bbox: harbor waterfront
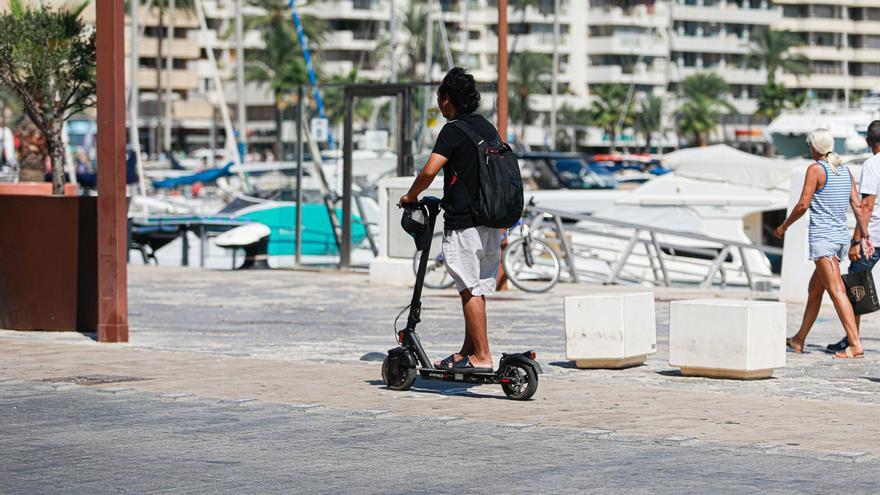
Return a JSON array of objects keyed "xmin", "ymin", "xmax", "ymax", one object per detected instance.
[
  {"xmin": 5, "ymin": 0, "xmax": 880, "ymax": 492},
  {"xmin": 2, "ymin": 266, "xmax": 880, "ymax": 493}
]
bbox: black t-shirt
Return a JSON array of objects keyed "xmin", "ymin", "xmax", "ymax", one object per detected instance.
[{"xmin": 431, "ymin": 113, "xmax": 500, "ymax": 230}]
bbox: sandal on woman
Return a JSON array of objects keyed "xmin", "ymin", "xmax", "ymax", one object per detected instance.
[{"xmin": 833, "ymin": 346, "xmax": 864, "ymax": 359}]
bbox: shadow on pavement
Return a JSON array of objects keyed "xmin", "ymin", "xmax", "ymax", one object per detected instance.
[{"xmin": 365, "ymin": 379, "xmax": 508, "ymax": 400}]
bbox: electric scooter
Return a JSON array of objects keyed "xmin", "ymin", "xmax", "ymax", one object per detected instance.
[{"xmin": 381, "ymin": 197, "xmax": 541, "ymax": 401}]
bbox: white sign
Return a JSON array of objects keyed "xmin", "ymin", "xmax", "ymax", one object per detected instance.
[
  {"xmin": 311, "ymin": 117, "xmax": 329, "ymax": 143},
  {"xmin": 364, "ymin": 130, "xmax": 390, "ymax": 152}
]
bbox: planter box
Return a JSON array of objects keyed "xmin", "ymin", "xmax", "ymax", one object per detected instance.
[
  {"xmin": 0, "ymin": 195, "xmax": 97, "ymax": 331},
  {"xmin": 0, "ymin": 182, "xmax": 77, "ymax": 196},
  {"xmin": 669, "ymin": 299, "xmax": 786, "ymax": 380},
  {"xmin": 564, "ymin": 292, "xmax": 657, "ymax": 369}
]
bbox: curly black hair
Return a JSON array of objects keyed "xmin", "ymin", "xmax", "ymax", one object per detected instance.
[{"xmin": 438, "ymin": 67, "xmax": 481, "ymax": 114}]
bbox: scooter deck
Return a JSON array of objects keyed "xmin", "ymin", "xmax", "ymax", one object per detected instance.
[{"xmin": 418, "ymin": 368, "xmax": 500, "ymax": 384}]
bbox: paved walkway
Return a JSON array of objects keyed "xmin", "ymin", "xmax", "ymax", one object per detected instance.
[
  {"xmin": 3, "ymin": 379, "xmax": 879, "ymax": 495},
  {"xmin": 2, "ymin": 266, "xmax": 880, "ymax": 492}
]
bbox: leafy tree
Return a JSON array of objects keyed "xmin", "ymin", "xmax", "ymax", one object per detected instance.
[
  {"xmin": 0, "ymin": 0, "xmax": 95, "ymax": 194},
  {"xmin": 243, "ymin": 0, "xmax": 326, "ymax": 158},
  {"xmin": 747, "ymin": 28, "xmax": 809, "ymax": 84},
  {"xmin": 677, "ymin": 73, "xmax": 734, "ymax": 147},
  {"xmin": 634, "ymin": 95, "xmax": 663, "ymax": 153},
  {"xmin": 322, "ymin": 69, "xmax": 373, "ymax": 126},
  {"xmin": 590, "ymin": 84, "xmax": 632, "ymax": 153},
  {"xmin": 508, "ymin": 51, "xmax": 552, "ymax": 132}
]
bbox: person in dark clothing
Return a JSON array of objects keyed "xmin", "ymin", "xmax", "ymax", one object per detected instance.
[{"xmin": 398, "ymin": 67, "xmax": 501, "ymax": 372}]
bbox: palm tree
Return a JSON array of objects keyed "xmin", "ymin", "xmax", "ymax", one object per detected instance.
[
  {"xmin": 556, "ymin": 103, "xmax": 590, "ymax": 150},
  {"xmin": 747, "ymin": 28, "xmax": 809, "ymax": 84},
  {"xmin": 508, "ymin": 51, "xmax": 552, "ymax": 134},
  {"xmin": 676, "ymin": 73, "xmax": 735, "ymax": 147},
  {"xmin": 322, "ymin": 69, "xmax": 373, "ymax": 126},
  {"xmin": 243, "ymin": 0, "xmax": 326, "ymax": 158},
  {"xmin": 634, "ymin": 95, "xmax": 663, "ymax": 153},
  {"xmin": 397, "ymin": 2, "xmax": 445, "ymax": 81},
  {"xmin": 590, "ymin": 84, "xmax": 632, "ymax": 153},
  {"xmin": 755, "ymin": 81, "xmax": 789, "ymax": 123}
]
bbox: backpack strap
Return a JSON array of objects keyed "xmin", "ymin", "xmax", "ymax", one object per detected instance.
[{"xmin": 450, "ymin": 119, "xmax": 487, "ymax": 151}]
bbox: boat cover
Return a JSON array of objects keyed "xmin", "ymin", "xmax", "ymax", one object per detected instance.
[
  {"xmin": 152, "ymin": 162, "xmax": 234, "ymax": 189},
  {"xmin": 661, "ymin": 145, "xmax": 807, "ymax": 190}
]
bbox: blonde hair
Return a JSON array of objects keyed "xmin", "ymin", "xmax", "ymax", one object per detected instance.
[{"xmin": 806, "ymin": 128, "xmax": 843, "ymax": 169}]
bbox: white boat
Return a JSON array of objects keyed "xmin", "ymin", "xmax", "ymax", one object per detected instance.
[
  {"xmin": 541, "ymin": 145, "xmax": 808, "ymax": 288},
  {"xmin": 764, "ymin": 93, "xmax": 880, "ymax": 158}
]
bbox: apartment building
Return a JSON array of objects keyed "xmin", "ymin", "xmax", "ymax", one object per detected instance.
[
  {"xmin": 12, "ymin": 0, "xmax": 880, "ymax": 151},
  {"xmin": 776, "ymin": 0, "xmax": 880, "ymax": 103}
]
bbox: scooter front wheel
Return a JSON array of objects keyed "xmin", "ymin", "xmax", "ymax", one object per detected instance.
[
  {"xmin": 500, "ymin": 362, "xmax": 538, "ymax": 401},
  {"xmin": 382, "ymin": 355, "xmax": 416, "ymax": 391}
]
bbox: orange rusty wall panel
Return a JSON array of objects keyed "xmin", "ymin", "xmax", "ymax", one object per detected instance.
[{"xmin": 0, "ymin": 196, "xmax": 97, "ymax": 331}]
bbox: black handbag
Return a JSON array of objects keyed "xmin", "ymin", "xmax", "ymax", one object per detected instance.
[{"xmin": 842, "ymin": 269, "xmax": 880, "ymax": 315}]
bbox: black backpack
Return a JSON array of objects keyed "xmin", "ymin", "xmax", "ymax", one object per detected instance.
[{"xmin": 451, "ymin": 119, "xmax": 524, "ymax": 229}]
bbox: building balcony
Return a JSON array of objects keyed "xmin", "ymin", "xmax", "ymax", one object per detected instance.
[
  {"xmin": 670, "ymin": 66, "xmax": 768, "ymax": 86},
  {"xmin": 302, "ymin": 1, "xmax": 390, "ymax": 21},
  {"xmin": 777, "ymin": 18, "xmax": 851, "ymax": 34},
  {"xmin": 780, "ymin": 72, "xmax": 849, "ymax": 90},
  {"xmin": 672, "ymin": 4, "xmax": 782, "ymax": 26},
  {"xmin": 587, "ymin": 4, "xmax": 670, "ymax": 28},
  {"xmin": 794, "ymin": 45, "xmax": 852, "ymax": 61},
  {"xmin": 127, "ymin": 37, "xmax": 202, "ymax": 59},
  {"xmin": 171, "ymin": 99, "xmax": 214, "ymax": 120},
  {"xmin": 587, "ymin": 65, "xmax": 667, "ymax": 86},
  {"xmin": 127, "ymin": 7, "xmax": 199, "ymax": 29},
  {"xmin": 588, "ymin": 35, "xmax": 668, "ymax": 57},
  {"xmin": 670, "ymin": 34, "xmax": 749, "ymax": 54},
  {"xmin": 136, "ymin": 68, "xmax": 199, "ymax": 91},
  {"xmin": 322, "ymin": 30, "xmax": 381, "ymax": 51}
]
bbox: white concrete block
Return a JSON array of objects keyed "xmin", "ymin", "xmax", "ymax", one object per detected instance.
[
  {"xmin": 669, "ymin": 299, "xmax": 786, "ymax": 379},
  {"xmin": 369, "ymin": 256, "xmax": 415, "ymax": 286},
  {"xmin": 564, "ymin": 292, "xmax": 657, "ymax": 369}
]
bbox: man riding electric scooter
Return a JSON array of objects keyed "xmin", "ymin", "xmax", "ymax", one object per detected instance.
[
  {"xmin": 385, "ymin": 68, "xmax": 539, "ymax": 400},
  {"xmin": 398, "ymin": 67, "xmax": 507, "ymax": 373}
]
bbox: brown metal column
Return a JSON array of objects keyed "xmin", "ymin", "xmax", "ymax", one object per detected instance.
[
  {"xmin": 340, "ymin": 92, "xmax": 354, "ymax": 268},
  {"xmin": 496, "ymin": 0, "xmax": 509, "ymax": 140},
  {"xmin": 96, "ymin": 0, "xmax": 129, "ymax": 342}
]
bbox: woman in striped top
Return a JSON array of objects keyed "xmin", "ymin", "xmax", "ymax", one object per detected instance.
[{"xmin": 775, "ymin": 129, "xmax": 873, "ymax": 359}]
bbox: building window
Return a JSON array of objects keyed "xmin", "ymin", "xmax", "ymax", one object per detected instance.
[
  {"xmin": 782, "ymin": 5, "xmax": 806, "ymax": 18},
  {"xmin": 812, "ymin": 5, "xmax": 836, "ymax": 19},
  {"xmin": 810, "ymin": 60, "xmax": 842, "ymax": 75},
  {"xmin": 352, "ymin": 0, "xmax": 374, "ymax": 10},
  {"xmin": 811, "ymin": 32, "xmax": 837, "ymax": 47}
]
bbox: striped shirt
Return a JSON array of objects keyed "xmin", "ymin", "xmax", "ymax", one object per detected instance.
[{"xmin": 809, "ymin": 160, "xmax": 852, "ymax": 245}]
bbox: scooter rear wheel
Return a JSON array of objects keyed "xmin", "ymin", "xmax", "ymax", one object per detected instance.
[
  {"xmin": 382, "ymin": 355, "xmax": 416, "ymax": 391},
  {"xmin": 500, "ymin": 362, "xmax": 538, "ymax": 401}
]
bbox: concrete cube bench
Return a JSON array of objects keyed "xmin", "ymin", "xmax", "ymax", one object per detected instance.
[
  {"xmin": 669, "ymin": 299, "xmax": 786, "ymax": 380},
  {"xmin": 564, "ymin": 293, "xmax": 657, "ymax": 369}
]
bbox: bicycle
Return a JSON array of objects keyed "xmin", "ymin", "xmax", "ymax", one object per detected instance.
[
  {"xmin": 412, "ymin": 231, "xmax": 456, "ymax": 289},
  {"xmin": 502, "ymin": 198, "xmax": 562, "ymax": 293}
]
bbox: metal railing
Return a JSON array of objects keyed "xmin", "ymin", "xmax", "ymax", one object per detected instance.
[{"xmin": 532, "ymin": 206, "xmax": 784, "ymax": 290}]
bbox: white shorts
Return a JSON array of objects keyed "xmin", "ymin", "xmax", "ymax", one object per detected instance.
[{"xmin": 442, "ymin": 226, "xmax": 503, "ymax": 296}]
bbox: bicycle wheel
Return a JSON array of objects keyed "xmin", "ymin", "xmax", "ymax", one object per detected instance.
[
  {"xmin": 504, "ymin": 237, "xmax": 561, "ymax": 293},
  {"xmin": 413, "ymin": 232, "xmax": 456, "ymax": 289}
]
